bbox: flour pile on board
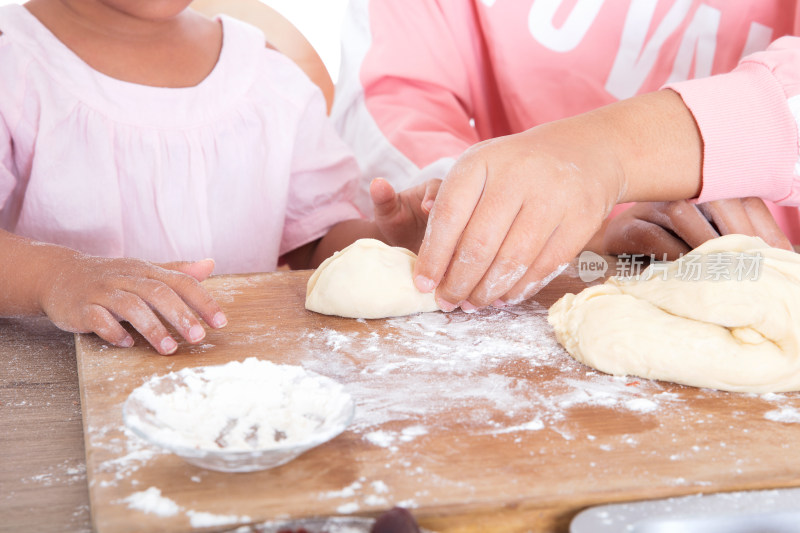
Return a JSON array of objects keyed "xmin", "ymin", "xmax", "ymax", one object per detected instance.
[
  {"xmin": 119, "ymin": 486, "xmax": 252, "ymax": 526},
  {"xmin": 120, "ymin": 487, "xmax": 180, "ymax": 517}
]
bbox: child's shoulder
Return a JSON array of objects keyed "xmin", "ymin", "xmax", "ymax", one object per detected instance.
[
  {"xmin": 0, "ymin": 4, "xmax": 29, "ymax": 38},
  {"xmin": 0, "ymin": 5, "xmax": 20, "ymax": 43},
  {"xmin": 228, "ymin": 17, "xmax": 325, "ymax": 108},
  {"xmin": 0, "ymin": 4, "xmax": 53, "ymax": 64},
  {"xmin": 0, "ymin": 5, "xmax": 38, "ymax": 116},
  {"xmin": 201, "ymin": 9, "xmax": 325, "ymax": 95}
]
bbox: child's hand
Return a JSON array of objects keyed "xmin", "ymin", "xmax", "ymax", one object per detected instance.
[
  {"xmin": 300, "ymin": 177, "xmax": 441, "ymax": 268},
  {"xmin": 603, "ymin": 198, "xmax": 793, "ymax": 259},
  {"xmin": 39, "ymin": 253, "xmax": 227, "ymax": 355},
  {"xmin": 372, "ymin": 177, "xmax": 441, "ymax": 252}
]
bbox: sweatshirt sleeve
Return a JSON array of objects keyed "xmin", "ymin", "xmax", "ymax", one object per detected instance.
[
  {"xmin": 0, "ymin": 113, "xmax": 14, "ymax": 213},
  {"xmin": 666, "ymin": 36, "xmax": 800, "ymax": 206},
  {"xmin": 280, "ymin": 78, "xmax": 364, "ymax": 257},
  {"xmin": 0, "ymin": 35, "xmax": 18, "ymax": 213},
  {"xmin": 331, "ymin": 0, "xmax": 488, "ymax": 198}
]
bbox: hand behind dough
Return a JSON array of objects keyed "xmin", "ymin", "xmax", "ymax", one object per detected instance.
[
  {"xmin": 603, "ymin": 197, "xmax": 793, "ymax": 260},
  {"xmin": 371, "ymin": 177, "xmax": 441, "ymax": 253}
]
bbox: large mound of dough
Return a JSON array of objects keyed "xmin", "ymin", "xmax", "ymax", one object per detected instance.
[
  {"xmin": 305, "ymin": 239, "xmax": 439, "ymax": 319},
  {"xmin": 548, "ymin": 235, "xmax": 800, "ymax": 393}
]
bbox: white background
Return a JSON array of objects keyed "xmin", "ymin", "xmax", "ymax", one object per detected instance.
[{"xmin": 0, "ymin": 0, "xmax": 350, "ymax": 80}]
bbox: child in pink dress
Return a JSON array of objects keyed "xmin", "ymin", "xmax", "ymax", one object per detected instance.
[{"xmin": 0, "ymin": 0, "xmax": 437, "ymax": 354}]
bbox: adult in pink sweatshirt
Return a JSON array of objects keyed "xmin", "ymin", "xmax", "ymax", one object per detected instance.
[{"xmin": 332, "ymin": 0, "xmax": 800, "ymax": 311}]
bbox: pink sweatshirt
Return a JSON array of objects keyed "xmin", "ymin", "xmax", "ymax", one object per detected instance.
[
  {"xmin": 0, "ymin": 6, "xmax": 362, "ymax": 274},
  {"xmin": 332, "ymin": 0, "xmax": 800, "ymax": 241}
]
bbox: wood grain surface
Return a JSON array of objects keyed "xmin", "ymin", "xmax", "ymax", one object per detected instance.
[
  {"xmin": 75, "ymin": 268, "xmax": 800, "ymax": 533},
  {"xmin": 0, "ymin": 318, "xmax": 90, "ymax": 533}
]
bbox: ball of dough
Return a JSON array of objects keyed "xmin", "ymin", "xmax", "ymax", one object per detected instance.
[
  {"xmin": 548, "ymin": 235, "xmax": 800, "ymax": 393},
  {"xmin": 305, "ymin": 239, "xmax": 439, "ymax": 319}
]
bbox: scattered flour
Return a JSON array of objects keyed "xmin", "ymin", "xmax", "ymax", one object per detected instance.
[
  {"xmin": 765, "ymin": 407, "xmax": 800, "ymax": 423},
  {"xmin": 119, "ymin": 487, "xmax": 251, "ymax": 527},
  {"xmin": 120, "ymin": 487, "xmax": 180, "ymax": 517},
  {"xmin": 187, "ymin": 510, "xmax": 252, "ymax": 527},
  {"xmin": 364, "ymin": 494, "xmax": 388, "ymax": 506},
  {"xmin": 94, "ymin": 425, "xmax": 168, "ymax": 488},
  {"xmin": 371, "ymin": 480, "xmax": 389, "ymax": 494},
  {"xmin": 399, "ymin": 425, "xmax": 428, "ymax": 442},
  {"xmin": 322, "ymin": 479, "xmax": 364, "ymax": 499},
  {"xmin": 93, "ymin": 293, "xmax": 800, "ymax": 525},
  {"xmin": 760, "ymin": 392, "xmax": 800, "ymax": 423},
  {"xmin": 396, "ymin": 499, "xmax": 419, "ymax": 509},
  {"xmin": 492, "ymin": 418, "xmax": 545, "ymax": 434},
  {"xmin": 300, "ymin": 302, "xmax": 678, "ymax": 437},
  {"xmin": 625, "ymin": 398, "xmax": 659, "ymax": 413},
  {"xmin": 365, "ymin": 430, "xmax": 395, "ymax": 448},
  {"xmin": 320, "ymin": 477, "xmax": 398, "ymax": 511},
  {"xmin": 336, "ymin": 502, "xmax": 360, "ymax": 514},
  {"xmin": 22, "ymin": 460, "xmax": 86, "ymax": 488}
]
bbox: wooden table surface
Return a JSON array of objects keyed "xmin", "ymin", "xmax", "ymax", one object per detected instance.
[
  {"xmin": 5, "ymin": 262, "xmax": 800, "ymax": 533},
  {"xmin": 0, "ymin": 317, "xmax": 91, "ymax": 533}
]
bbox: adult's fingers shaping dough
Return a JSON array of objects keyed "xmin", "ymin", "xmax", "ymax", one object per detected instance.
[
  {"xmin": 434, "ymin": 186, "xmax": 526, "ymax": 309},
  {"xmin": 414, "ymin": 159, "xmax": 489, "ymax": 295},
  {"xmin": 500, "ymin": 223, "xmax": 580, "ymax": 305},
  {"xmin": 462, "ymin": 203, "xmax": 556, "ymax": 308}
]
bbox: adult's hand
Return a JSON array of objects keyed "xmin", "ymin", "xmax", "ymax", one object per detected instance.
[
  {"xmin": 412, "ymin": 90, "xmax": 704, "ymax": 311},
  {"xmin": 412, "ymin": 124, "xmax": 624, "ymax": 311}
]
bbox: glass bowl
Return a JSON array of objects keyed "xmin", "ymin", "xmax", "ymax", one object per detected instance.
[{"xmin": 123, "ymin": 358, "xmax": 355, "ymax": 473}]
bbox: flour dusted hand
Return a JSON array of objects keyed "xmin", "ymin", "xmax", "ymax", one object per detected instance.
[
  {"xmin": 0, "ymin": 230, "xmax": 226, "ymax": 355},
  {"xmin": 413, "ymin": 120, "xmax": 623, "ymax": 311},
  {"xmin": 44, "ymin": 254, "xmax": 226, "ymax": 355},
  {"xmin": 413, "ymin": 90, "xmax": 704, "ymax": 312}
]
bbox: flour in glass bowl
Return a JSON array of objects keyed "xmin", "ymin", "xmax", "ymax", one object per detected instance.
[{"xmin": 124, "ymin": 358, "xmax": 353, "ymax": 452}]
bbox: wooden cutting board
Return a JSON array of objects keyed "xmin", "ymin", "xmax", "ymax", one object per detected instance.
[{"xmin": 76, "ymin": 264, "xmax": 800, "ymax": 533}]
